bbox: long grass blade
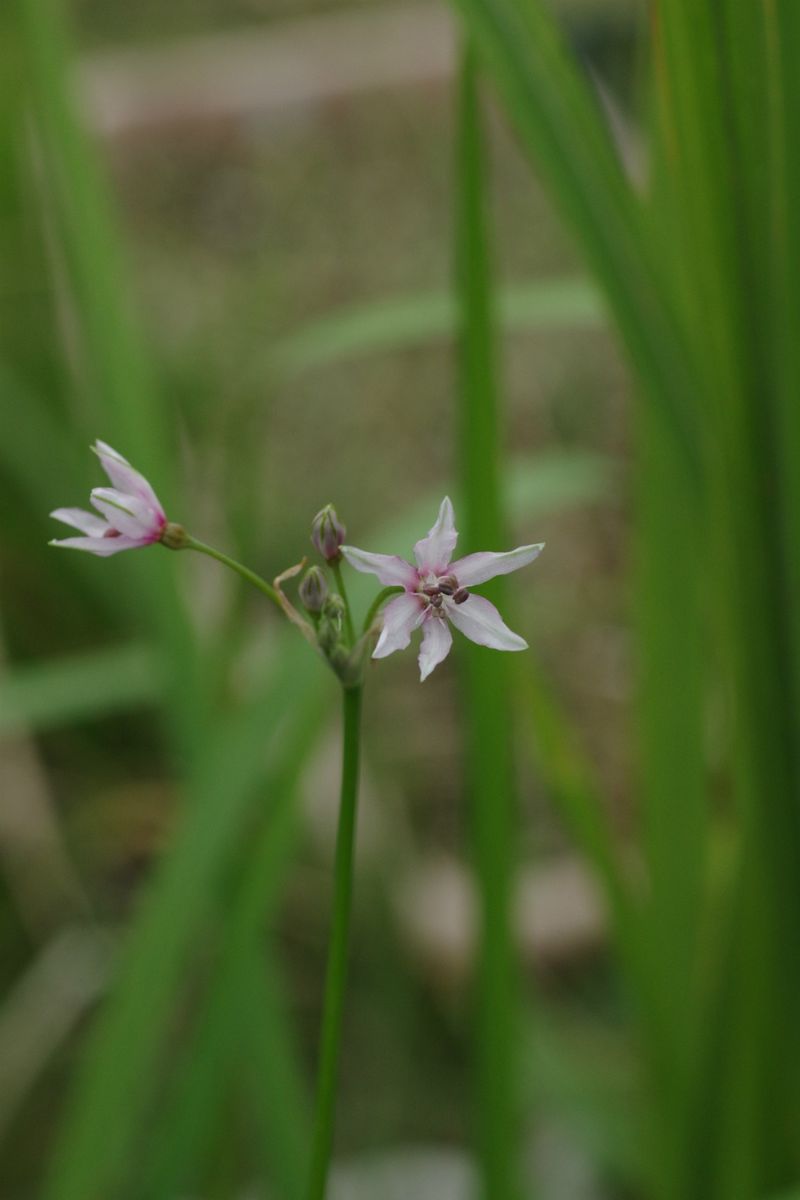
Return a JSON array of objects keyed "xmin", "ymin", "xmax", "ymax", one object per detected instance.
[
  {"xmin": 455, "ymin": 44, "xmax": 522, "ymax": 1200},
  {"xmin": 447, "ymin": 0, "xmax": 700, "ymax": 481},
  {"xmin": 651, "ymin": 4, "xmax": 800, "ymax": 1193},
  {"xmin": 0, "ymin": 643, "xmax": 160, "ymax": 734},
  {"xmin": 15, "ymin": 0, "xmax": 200, "ymax": 751},
  {"xmin": 632, "ymin": 404, "xmax": 706, "ymax": 1200}
]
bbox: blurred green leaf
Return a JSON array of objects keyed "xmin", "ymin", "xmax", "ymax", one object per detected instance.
[
  {"xmin": 631, "ymin": 410, "xmax": 706, "ymax": 1198},
  {"xmin": 16, "ymin": 0, "xmax": 201, "ymax": 755},
  {"xmin": 143, "ymin": 742, "xmax": 314, "ymax": 1200},
  {"xmin": 516, "ymin": 654, "xmax": 640, "ymax": 981},
  {"xmin": 649, "ymin": 3, "xmax": 800, "ymax": 1194},
  {"xmin": 42, "ymin": 638, "xmax": 330, "ymax": 1200},
  {"xmin": 275, "ymin": 276, "xmax": 605, "ymax": 375},
  {"xmin": 525, "ymin": 1012, "xmax": 641, "ymax": 1187},
  {"xmin": 240, "ymin": 949, "xmax": 310, "ymax": 1200},
  {"xmin": 0, "ymin": 643, "xmax": 160, "ymax": 735},
  {"xmin": 505, "ymin": 450, "xmax": 612, "ymax": 517},
  {"xmin": 446, "ymin": 0, "xmax": 701, "ymax": 480},
  {"xmin": 454, "ymin": 45, "xmax": 520, "ymax": 1200}
]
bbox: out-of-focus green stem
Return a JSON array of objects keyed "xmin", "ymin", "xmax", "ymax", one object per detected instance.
[
  {"xmin": 305, "ymin": 684, "xmax": 363, "ymax": 1200},
  {"xmin": 455, "ymin": 43, "xmax": 521, "ymax": 1200},
  {"xmin": 331, "ymin": 560, "xmax": 355, "ymax": 645},
  {"xmin": 184, "ymin": 536, "xmax": 282, "ymax": 611},
  {"xmin": 362, "ymin": 586, "xmax": 403, "ymax": 635}
]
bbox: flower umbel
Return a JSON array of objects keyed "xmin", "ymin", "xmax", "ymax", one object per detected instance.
[
  {"xmin": 49, "ymin": 441, "xmax": 167, "ymax": 556},
  {"xmin": 342, "ymin": 497, "xmax": 544, "ymax": 680}
]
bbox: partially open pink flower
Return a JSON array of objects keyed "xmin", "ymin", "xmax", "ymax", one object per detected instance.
[
  {"xmin": 49, "ymin": 441, "xmax": 167, "ymax": 556},
  {"xmin": 342, "ymin": 497, "xmax": 544, "ymax": 681}
]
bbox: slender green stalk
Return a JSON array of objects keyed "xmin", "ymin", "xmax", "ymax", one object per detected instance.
[
  {"xmin": 305, "ymin": 685, "xmax": 363, "ymax": 1200},
  {"xmin": 331, "ymin": 561, "xmax": 355, "ymax": 645},
  {"xmin": 185, "ymin": 537, "xmax": 282, "ymax": 611},
  {"xmin": 455, "ymin": 44, "xmax": 521, "ymax": 1200},
  {"xmin": 362, "ymin": 586, "xmax": 403, "ymax": 635}
]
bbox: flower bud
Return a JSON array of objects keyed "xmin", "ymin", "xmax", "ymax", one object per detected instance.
[
  {"xmin": 299, "ymin": 566, "xmax": 329, "ymax": 615},
  {"xmin": 317, "ymin": 595, "xmax": 345, "ymax": 655},
  {"xmin": 311, "ymin": 504, "xmax": 346, "ymax": 563}
]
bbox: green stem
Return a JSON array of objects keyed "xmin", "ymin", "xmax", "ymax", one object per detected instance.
[
  {"xmin": 185, "ymin": 536, "xmax": 282, "ymax": 612},
  {"xmin": 331, "ymin": 560, "xmax": 355, "ymax": 645},
  {"xmin": 305, "ymin": 685, "xmax": 363, "ymax": 1200},
  {"xmin": 362, "ymin": 586, "xmax": 403, "ymax": 635}
]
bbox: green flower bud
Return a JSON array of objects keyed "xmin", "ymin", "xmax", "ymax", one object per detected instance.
[
  {"xmin": 299, "ymin": 566, "xmax": 329, "ymax": 615},
  {"xmin": 317, "ymin": 594, "xmax": 345, "ymax": 655}
]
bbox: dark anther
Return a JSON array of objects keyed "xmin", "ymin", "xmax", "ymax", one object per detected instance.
[
  {"xmin": 430, "ymin": 593, "xmax": 444, "ymax": 609},
  {"xmin": 438, "ymin": 574, "xmax": 458, "ymax": 595},
  {"xmin": 422, "ymin": 585, "xmax": 441, "ymax": 598},
  {"xmin": 453, "ymin": 588, "xmax": 470, "ymax": 604}
]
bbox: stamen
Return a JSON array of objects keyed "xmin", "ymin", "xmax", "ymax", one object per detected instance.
[{"xmin": 453, "ymin": 588, "xmax": 470, "ymax": 604}]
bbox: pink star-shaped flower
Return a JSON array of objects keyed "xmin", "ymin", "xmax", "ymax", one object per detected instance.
[
  {"xmin": 49, "ymin": 441, "xmax": 167, "ymax": 556},
  {"xmin": 343, "ymin": 497, "xmax": 544, "ymax": 680}
]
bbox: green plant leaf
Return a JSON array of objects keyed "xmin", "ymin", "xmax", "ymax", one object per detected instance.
[
  {"xmin": 454, "ymin": 45, "xmax": 521, "ymax": 1200},
  {"xmin": 0, "ymin": 643, "xmax": 161, "ymax": 735}
]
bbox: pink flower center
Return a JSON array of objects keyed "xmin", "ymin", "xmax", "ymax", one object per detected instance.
[{"xmin": 416, "ymin": 572, "xmax": 469, "ymax": 613}]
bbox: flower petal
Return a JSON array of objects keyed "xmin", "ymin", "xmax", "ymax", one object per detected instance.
[
  {"xmin": 341, "ymin": 546, "xmax": 419, "ymax": 589},
  {"xmin": 447, "ymin": 594, "xmax": 528, "ymax": 651},
  {"xmin": 90, "ymin": 488, "xmax": 164, "ymax": 540},
  {"xmin": 50, "ymin": 507, "xmax": 109, "ymax": 537},
  {"xmin": 373, "ymin": 594, "xmax": 426, "ymax": 659},
  {"xmin": 413, "ymin": 496, "xmax": 458, "ymax": 572},
  {"xmin": 418, "ymin": 615, "xmax": 453, "ymax": 681},
  {"xmin": 450, "ymin": 542, "xmax": 545, "ymax": 587},
  {"xmin": 93, "ymin": 441, "xmax": 164, "ymax": 514},
  {"xmin": 49, "ymin": 534, "xmax": 150, "ymax": 556}
]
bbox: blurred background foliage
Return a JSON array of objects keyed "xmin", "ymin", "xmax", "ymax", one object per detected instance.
[{"xmin": 2, "ymin": 0, "xmax": 798, "ymax": 1198}]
